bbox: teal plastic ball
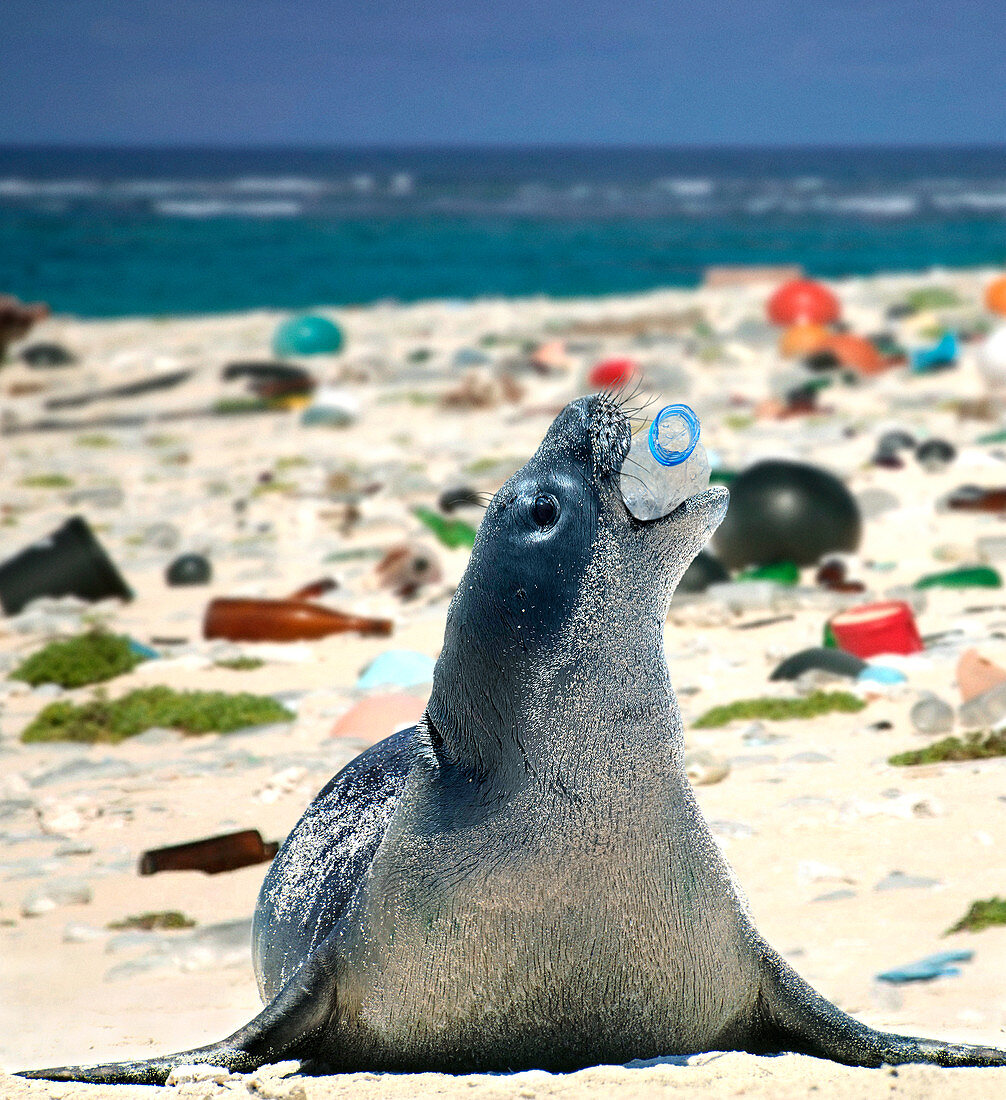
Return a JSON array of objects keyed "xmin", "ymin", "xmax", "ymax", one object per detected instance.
[{"xmin": 272, "ymin": 315, "xmax": 344, "ymax": 357}]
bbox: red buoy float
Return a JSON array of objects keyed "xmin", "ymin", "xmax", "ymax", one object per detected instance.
[
  {"xmin": 766, "ymin": 279, "xmax": 841, "ymax": 326},
  {"xmin": 588, "ymin": 358, "xmax": 638, "ymax": 389}
]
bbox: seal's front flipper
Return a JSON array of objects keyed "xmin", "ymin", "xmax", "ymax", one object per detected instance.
[
  {"xmin": 17, "ymin": 936, "xmax": 340, "ymax": 1085},
  {"xmin": 755, "ymin": 948, "xmax": 1006, "ymax": 1068}
]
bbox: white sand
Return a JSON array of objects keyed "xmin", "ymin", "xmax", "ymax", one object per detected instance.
[{"xmin": 1, "ymin": 271, "xmax": 1005, "ymax": 1098}]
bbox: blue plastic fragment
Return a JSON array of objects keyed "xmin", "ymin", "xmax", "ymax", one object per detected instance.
[
  {"xmin": 126, "ymin": 638, "xmax": 159, "ymax": 660},
  {"xmin": 911, "ymin": 331, "xmax": 958, "ymax": 373},
  {"xmin": 357, "ymin": 649, "xmax": 436, "ymax": 691},
  {"xmin": 857, "ymin": 665, "xmax": 907, "ymax": 685},
  {"xmin": 648, "ymin": 404, "xmax": 700, "ymax": 468},
  {"xmin": 876, "ymin": 950, "xmax": 974, "ymax": 984}
]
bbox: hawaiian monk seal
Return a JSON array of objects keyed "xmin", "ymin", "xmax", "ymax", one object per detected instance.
[{"xmin": 20, "ymin": 394, "xmax": 1006, "ymax": 1083}]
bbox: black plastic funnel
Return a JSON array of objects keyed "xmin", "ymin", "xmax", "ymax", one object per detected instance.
[{"xmin": 0, "ymin": 516, "xmax": 133, "ymax": 615}]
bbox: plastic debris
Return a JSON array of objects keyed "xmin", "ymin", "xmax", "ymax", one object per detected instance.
[
  {"xmin": 414, "ymin": 506, "xmax": 477, "ymax": 550},
  {"xmin": 876, "ymin": 950, "xmax": 972, "ymax": 985},
  {"xmin": 46, "ymin": 368, "xmax": 192, "ymax": 409},
  {"xmin": 915, "ymin": 438, "xmax": 956, "ymax": 472},
  {"xmin": 910, "ymin": 331, "xmax": 958, "ymax": 373},
  {"xmin": 300, "ymin": 386, "xmax": 359, "ymax": 427},
  {"xmin": 375, "ymin": 543, "xmax": 443, "ymax": 599},
  {"xmin": 910, "ymin": 696, "xmax": 954, "ymax": 735},
  {"xmin": 956, "ymin": 648, "xmax": 1006, "ymax": 703},
  {"xmin": 829, "ymin": 601, "xmax": 923, "ymax": 659},
  {"xmin": 766, "ymin": 278, "xmax": 840, "ymax": 325},
  {"xmin": 914, "ymin": 566, "xmax": 1002, "ymax": 590},
  {"xmin": 0, "ymin": 293, "xmax": 49, "ymax": 358},
  {"xmin": 357, "ymin": 649, "xmax": 436, "ymax": 691},
  {"xmin": 976, "ymin": 325, "xmax": 1006, "ymax": 390},
  {"xmin": 330, "ymin": 694, "xmax": 427, "ymax": 744},
  {"xmin": 713, "ymin": 460, "xmax": 861, "ymax": 570},
  {"xmin": 166, "ymin": 553, "xmax": 212, "ymax": 587},
  {"xmin": 824, "ymin": 332, "xmax": 886, "ymax": 375},
  {"xmin": 620, "ymin": 404, "xmax": 710, "ymax": 521},
  {"xmin": 857, "ymin": 665, "xmax": 907, "ymax": 686},
  {"xmin": 272, "ymin": 314, "xmax": 343, "ymax": 356},
  {"xmin": 0, "ymin": 516, "xmax": 133, "ymax": 616},
  {"xmin": 778, "ymin": 322, "xmax": 829, "ymax": 358},
  {"xmin": 946, "ymin": 485, "xmax": 1006, "ymax": 513},
  {"xmin": 20, "ymin": 341, "xmax": 76, "ymax": 368},
  {"xmin": 958, "ymin": 681, "xmax": 1006, "ymax": 729},
  {"xmin": 287, "ymin": 577, "xmax": 337, "ymax": 600},
  {"xmin": 588, "ymin": 358, "xmax": 638, "ymax": 388},
  {"xmin": 770, "ymin": 648, "xmax": 866, "ymax": 682},
  {"xmin": 986, "ymin": 275, "xmax": 1006, "ymax": 315},
  {"xmin": 738, "ymin": 561, "xmax": 799, "ymax": 586}
]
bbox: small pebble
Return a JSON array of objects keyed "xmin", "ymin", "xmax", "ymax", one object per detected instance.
[
  {"xmin": 683, "ymin": 750, "xmax": 730, "ymax": 786},
  {"xmin": 910, "ymin": 696, "xmax": 953, "ymax": 735}
]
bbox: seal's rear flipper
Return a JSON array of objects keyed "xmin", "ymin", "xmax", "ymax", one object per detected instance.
[
  {"xmin": 755, "ymin": 949, "xmax": 1006, "ymax": 1068},
  {"xmin": 17, "ymin": 940, "xmax": 339, "ymax": 1085}
]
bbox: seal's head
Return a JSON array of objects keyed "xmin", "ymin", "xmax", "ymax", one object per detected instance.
[{"xmin": 427, "ymin": 395, "xmax": 728, "ymax": 788}]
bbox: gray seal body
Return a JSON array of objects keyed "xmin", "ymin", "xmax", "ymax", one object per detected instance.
[{"xmin": 20, "ymin": 396, "xmax": 1006, "ymax": 1083}]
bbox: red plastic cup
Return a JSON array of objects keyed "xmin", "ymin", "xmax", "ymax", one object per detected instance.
[{"xmin": 829, "ymin": 600, "xmax": 923, "ymax": 658}]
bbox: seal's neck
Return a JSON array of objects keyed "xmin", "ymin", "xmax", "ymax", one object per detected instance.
[{"xmin": 426, "ymin": 589, "xmax": 681, "ymax": 799}]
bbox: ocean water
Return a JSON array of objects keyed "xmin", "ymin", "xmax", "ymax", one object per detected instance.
[{"xmin": 2, "ymin": 145, "xmax": 1006, "ymax": 318}]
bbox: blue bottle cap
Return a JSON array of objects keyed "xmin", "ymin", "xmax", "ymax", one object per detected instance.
[{"xmin": 648, "ymin": 404, "xmax": 701, "ymax": 467}]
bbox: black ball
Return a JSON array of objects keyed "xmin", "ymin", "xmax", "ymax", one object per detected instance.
[
  {"xmin": 166, "ymin": 553, "xmax": 212, "ymax": 586},
  {"xmin": 915, "ymin": 438, "xmax": 956, "ymax": 471},
  {"xmin": 713, "ymin": 460, "xmax": 862, "ymax": 569},
  {"xmin": 676, "ymin": 550, "xmax": 730, "ymax": 595}
]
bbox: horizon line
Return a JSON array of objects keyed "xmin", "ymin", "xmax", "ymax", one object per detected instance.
[{"xmin": 2, "ymin": 140, "xmax": 1006, "ymax": 153}]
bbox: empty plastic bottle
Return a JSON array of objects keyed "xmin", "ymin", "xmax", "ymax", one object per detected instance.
[{"xmin": 620, "ymin": 403, "xmax": 710, "ymax": 521}]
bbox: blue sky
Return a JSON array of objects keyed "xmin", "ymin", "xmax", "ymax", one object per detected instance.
[{"xmin": 4, "ymin": 1, "xmax": 1005, "ymax": 145}]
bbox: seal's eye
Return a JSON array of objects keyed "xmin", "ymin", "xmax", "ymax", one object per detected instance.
[{"xmin": 532, "ymin": 494, "xmax": 559, "ymax": 528}]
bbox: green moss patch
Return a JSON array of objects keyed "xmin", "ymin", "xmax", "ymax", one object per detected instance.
[
  {"xmin": 888, "ymin": 731, "xmax": 1006, "ymax": 766},
  {"xmin": 694, "ymin": 691, "xmax": 866, "ymax": 729},
  {"xmin": 12, "ymin": 631, "xmax": 145, "ymax": 689},
  {"xmin": 905, "ymin": 286, "xmax": 960, "ymax": 310},
  {"xmin": 212, "ymin": 397, "xmax": 269, "ymax": 415},
  {"xmin": 214, "ymin": 657, "xmax": 265, "ymax": 671},
  {"xmin": 20, "ymin": 473, "xmax": 73, "ymax": 489},
  {"xmin": 946, "ymin": 897, "xmax": 1006, "ymax": 935},
  {"xmin": 21, "ymin": 685, "xmax": 294, "ymax": 744},
  {"xmin": 75, "ymin": 434, "xmax": 116, "ymax": 448},
  {"xmin": 107, "ymin": 910, "xmax": 196, "ymax": 931}
]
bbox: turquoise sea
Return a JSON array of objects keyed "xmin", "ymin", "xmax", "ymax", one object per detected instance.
[{"xmin": 2, "ymin": 145, "xmax": 1006, "ymax": 318}]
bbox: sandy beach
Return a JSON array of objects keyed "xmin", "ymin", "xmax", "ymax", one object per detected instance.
[{"xmin": 1, "ymin": 270, "xmax": 1005, "ymax": 1098}]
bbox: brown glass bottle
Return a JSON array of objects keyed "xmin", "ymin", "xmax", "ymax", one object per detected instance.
[
  {"xmin": 139, "ymin": 829, "xmax": 278, "ymax": 876},
  {"xmin": 203, "ymin": 597, "xmax": 393, "ymax": 642}
]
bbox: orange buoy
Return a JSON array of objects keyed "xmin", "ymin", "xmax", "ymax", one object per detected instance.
[
  {"xmin": 766, "ymin": 279, "xmax": 841, "ymax": 326},
  {"xmin": 779, "ymin": 322, "xmax": 830, "ymax": 358},
  {"xmin": 985, "ymin": 275, "xmax": 1006, "ymax": 316},
  {"xmin": 825, "ymin": 332, "xmax": 886, "ymax": 375}
]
